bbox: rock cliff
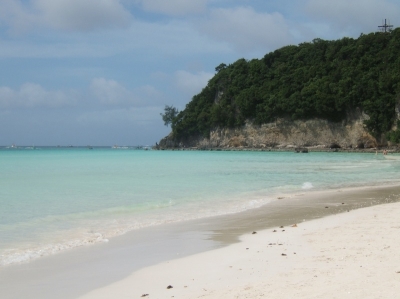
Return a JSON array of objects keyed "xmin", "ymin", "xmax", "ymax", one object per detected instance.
[{"xmin": 158, "ymin": 112, "xmax": 379, "ymax": 150}]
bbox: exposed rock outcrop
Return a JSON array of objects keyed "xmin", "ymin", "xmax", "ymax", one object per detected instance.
[{"xmin": 158, "ymin": 114, "xmax": 379, "ymax": 150}]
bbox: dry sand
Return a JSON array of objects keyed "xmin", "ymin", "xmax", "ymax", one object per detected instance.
[{"xmin": 79, "ymin": 201, "xmax": 400, "ymax": 299}]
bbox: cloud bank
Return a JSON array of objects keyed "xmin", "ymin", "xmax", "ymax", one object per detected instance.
[
  {"xmin": 135, "ymin": 0, "xmax": 208, "ymax": 16},
  {"xmin": 0, "ymin": 0, "xmax": 132, "ymax": 33},
  {"xmin": 305, "ymin": 0, "xmax": 400, "ymax": 34},
  {"xmin": 0, "ymin": 83, "xmax": 75, "ymax": 109},
  {"xmin": 200, "ymin": 7, "xmax": 293, "ymax": 53},
  {"xmin": 174, "ymin": 70, "xmax": 214, "ymax": 96}
]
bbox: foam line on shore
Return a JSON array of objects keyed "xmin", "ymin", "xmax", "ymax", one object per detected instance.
[
  {"xmin": 2, "ymin": 184, "xmax": 400, "ymax": 299},
  {"xmin": 79, "ymin": 200, "xmax": 400, "ymax": 299}
]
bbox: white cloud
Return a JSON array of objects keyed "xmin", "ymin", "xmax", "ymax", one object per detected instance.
[
  {"xmin": 0, "ymin": 83, "xmax": 75, "ymax": 108},
  {"xmin": 136, "ymin": 85, "xmax": 164, "ymax": 105},
  {"xmin": 0, "ymin": 16, "xmax": 229, "ymax": 59},
  {"xmin": 135, "ymin": 0, "xmax": 208, "ymax": 16},
  {"xmin": 0, "ymin": 0, "xmax": 132, "ymax": 33},
  {"xmin": 175, "ymin": 70, "xmax": 213, "ymax": 96},
  {"xmin": 36, "ymin": 0, "xmax": 132, "ymax": 31},
  {"xmin": 90, "ymin": 78, "xmax": 136, "ymax": 106},
  {"xmin": 305, "ymin": 0, "xmax": 400, "ymax": 34},
  {"xmin": 90, "ymin": 78, "xmax": 164, "ymax": 108},
  {"xmin": 200, "ymin": 6, "xmax": 292, "ymax": 53},
  {"xmin": 0, "ymin": 0, "xmax": 37, "ymax": 34},
  {"xmin": 77, "ymin": 106, "xmax": 161, "ymax": 126}
]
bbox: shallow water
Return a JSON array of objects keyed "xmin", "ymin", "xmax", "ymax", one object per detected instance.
[{"xmin": 1, "ymin": 147, "xmax": 398, "ymax": 265}]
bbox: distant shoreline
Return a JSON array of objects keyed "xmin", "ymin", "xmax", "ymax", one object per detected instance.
[{"xmin": 154, "ymin": 146, "xmax": 400, "ymax": 153}]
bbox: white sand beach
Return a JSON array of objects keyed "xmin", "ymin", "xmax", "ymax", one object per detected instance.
[{"xmin": 80, "ymin": 201, "xmax": 400, "ymax": 299}]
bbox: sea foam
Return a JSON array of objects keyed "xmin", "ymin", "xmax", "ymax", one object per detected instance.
[{"xmin": 302, "ymin": 182, "xmax": 314, "ymax": 189}]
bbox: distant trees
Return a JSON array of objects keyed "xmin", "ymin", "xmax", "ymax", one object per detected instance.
[
  {"xmin": 160, "ymin": 105, "xmax": 179, "ymax": 127},
  {"xmin": 168, "ymin": 28, "xmax": 400, "ymax": 142},
  {"xmin": 215, "ymin": 63, "xmax": 227, "ymax": 73}
]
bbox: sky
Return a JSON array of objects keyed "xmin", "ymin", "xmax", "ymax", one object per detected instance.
[{"xmin": 0, "ymin": 0, "xmax": 399, "ymax": 146}]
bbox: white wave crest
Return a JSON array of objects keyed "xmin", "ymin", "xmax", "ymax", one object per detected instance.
[
  {"xmin": 302, "ymin": 182, "xmax": 314, "ymax": 189},
  {"xmin": 0, "ymin": 232, "xmax": 109, "ymax": 266}
]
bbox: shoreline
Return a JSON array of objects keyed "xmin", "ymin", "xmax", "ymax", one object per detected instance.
[
  {"xmin": 154, "ymin": 146, "xmax": 400, "ymax": 154},
  {"xmin": 80, "ymin": 199, "xmax": 400, "ymax": 299},
  {"xmin": 1, "ymin": 183, "xmax": 400, "ymax": 298},
  {"xmin": 1, "ymin": 179, "xmax": 398, "ymax": 268}
]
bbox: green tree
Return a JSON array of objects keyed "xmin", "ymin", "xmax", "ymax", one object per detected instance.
[
  {"xmin": 160, "ymin": 105, "xmax": 179, "ymax": 127},
  {"xmin": 215, "ymin": 63, "xmax": 227, "ymax": 73},
  {"xmin": 167, "ymin": 28, "xmax": 400, "ymax": 143}
]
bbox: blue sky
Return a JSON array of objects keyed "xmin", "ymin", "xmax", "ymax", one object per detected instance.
[{"xmin": 0, "ymin": 0, "xmax": 399, "ymax": 146}]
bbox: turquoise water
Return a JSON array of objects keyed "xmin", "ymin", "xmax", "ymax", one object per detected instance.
[{"xmin": 1, "ymin": 147, "xmax": 399, "ymax": 265}]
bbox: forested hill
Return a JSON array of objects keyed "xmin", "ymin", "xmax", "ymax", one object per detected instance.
[{"xmin": 167, "ymin": 28, "xmax": 400, "ymax": 144}]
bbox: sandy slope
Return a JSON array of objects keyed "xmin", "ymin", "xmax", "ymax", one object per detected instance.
[{"xmin": 79, "ymin": 201, "xmax": 400, "ymax": 299}]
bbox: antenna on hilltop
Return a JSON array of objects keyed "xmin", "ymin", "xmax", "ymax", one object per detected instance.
[{"xmin": 378, "ymin": 19, "xmax": 393, "ymax": 33}]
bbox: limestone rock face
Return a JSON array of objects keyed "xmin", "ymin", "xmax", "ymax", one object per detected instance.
[
  {"xmin": 158, "ymin": 116, "xmax": 378, "ymax": 149},
  {"xmin": 201, "ymin": 119, "xmax": 375, "ymax": 149}
]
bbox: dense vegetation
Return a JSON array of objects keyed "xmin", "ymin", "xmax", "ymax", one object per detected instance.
[{"xmin": 169, "ymin": 29, "xmax": 400, "ymax": 142}]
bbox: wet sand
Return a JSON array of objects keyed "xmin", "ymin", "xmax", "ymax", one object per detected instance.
[
  {"xmin": 82, "ymin": 200, "xmax": 400, "ymax": 299},
  {"xmin": 1, "ymin": 184, "xmax": 400, "ymax": 299}
]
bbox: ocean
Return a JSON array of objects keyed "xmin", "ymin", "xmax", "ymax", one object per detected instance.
[{"xmin": 1, "ymin": 147, "xmax": 399, "ymax": 266}]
